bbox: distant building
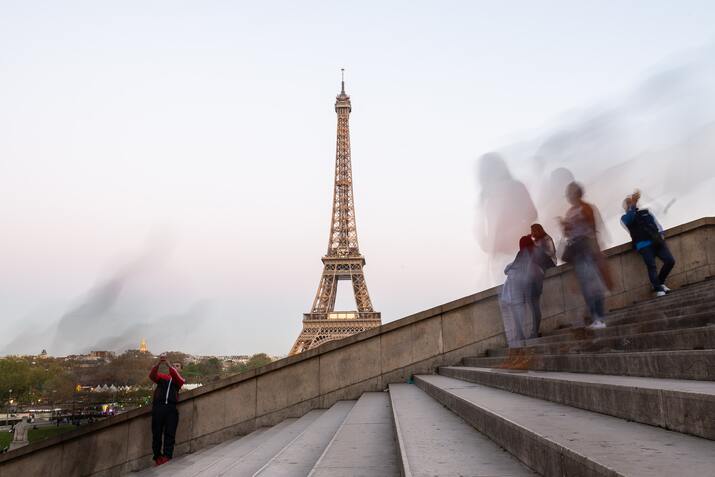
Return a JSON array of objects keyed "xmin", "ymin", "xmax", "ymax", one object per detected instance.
[
  {"xmin": 63, "ymin": 351, "xmax": 114, "ymax": 367},
  {"xmin": 139, "ymin": 338, "xmax": 148, "ymax": 353},
  {"xmin": 89, "ymin": 350, "xmax": 115, "ymax": 360}
]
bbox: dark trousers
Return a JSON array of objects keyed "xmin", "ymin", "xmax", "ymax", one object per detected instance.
[
  {"xmin": 638, "ymin": 243, "xmax": 675, "ymax": 291},
  {"xmin": 152, "ymin": 405, "xmax": 179, "ymax": 459},
  {"xmin": 528, "ymin": 281, "xmax": 543, "ymax": 339}
]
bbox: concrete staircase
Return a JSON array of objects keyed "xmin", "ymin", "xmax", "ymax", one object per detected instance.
[{"xmin": 136, "ymin": 280, "xmax": 715, "ymax": 476}]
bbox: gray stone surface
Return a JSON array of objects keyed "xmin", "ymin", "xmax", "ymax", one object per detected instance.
[
  {"xmin": 220, "ymin": 410, "xmax": 324, "ymax": 476},
  {"xmin": 308, "ymin": 392, "xmax": 399, "ymax": 477},
  {"xmin": 254, "ymin": 401, "xmax": 355, "ymax": 477},
  {"xmin": 488, "ymin": 325, "xmax": 715, "ymax": 357},
  {"xmin": 440, "ymin": 366, "xmax": 715, "ymax": 439},
  {"xmin": 416, "ymin": 374, "xmax": 715, "ymax": 477},
  {"xmin": 135, "ymin": 421, "xmax": 293, "ymax": 477},
  {"xmin": 522, "ymin": 310, "xmax": 715, "ymax": 347},
  {"xmin": 389, "ymin": 383, "xmax": 535, "ymax": 476},
  {"xmin": 462, "ymin": 349, "xmax": 715, "ymax": 379}
]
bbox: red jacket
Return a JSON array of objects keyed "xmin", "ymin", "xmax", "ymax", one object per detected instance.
[{"xmin": 149, "ymin": 364, "xmax": 185, "ymax": 406}]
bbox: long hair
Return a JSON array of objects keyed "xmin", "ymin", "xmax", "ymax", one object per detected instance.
[{"xmin": 519, "ymin": 235, "xmax": 534, "ymax": 251}]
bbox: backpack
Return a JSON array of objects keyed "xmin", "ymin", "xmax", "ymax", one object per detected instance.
[{"xmin": 633, "ymin": 209, "xmax": 664, "ymax": 246}]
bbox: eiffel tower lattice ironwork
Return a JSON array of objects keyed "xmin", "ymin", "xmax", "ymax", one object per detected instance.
[{"xmin": 289, "ymin": 72, "xmax": 381, "ymax": 355}]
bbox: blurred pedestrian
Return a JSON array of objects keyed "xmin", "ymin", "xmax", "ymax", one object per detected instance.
[
  {"xmin": 476, "ymin": 152, "xmax": 537, "ymax": 284},
  {"xmin": 500, "ymin": 235, "xmax": 542, "ymax": 345},
  {"xmin": 560, "ymin": 182, "xmax": 610, "ymax": 329},
  {"xmin": 149, "ymin": 355, "xmax": 185, "ymax": 466},
  {"xmin": 531, "ymin": 223, "xmax": 557, "ymax": 268},
  {"xmin": 621, "ymin": 190, "xmax": 675, "ymax": 296},
  {"xmin": 529, "ymin": 224, "xmax": 556, "ymax": 337}
]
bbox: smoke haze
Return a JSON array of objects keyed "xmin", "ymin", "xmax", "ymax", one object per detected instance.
[{"xmin": 475, "ymin": 45, "xmax": 715, "ymax": 284}]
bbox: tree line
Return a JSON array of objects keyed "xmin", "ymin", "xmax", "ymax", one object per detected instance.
[{"xmin": 0, "ymin": 352, "xmax": 274, "ymax": 407}]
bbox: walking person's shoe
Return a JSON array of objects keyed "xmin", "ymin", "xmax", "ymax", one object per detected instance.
[
  {"xmin": 588, "ymin": 319, "xmax": 606, "ymax": 329},
  {"xmin": 156, "ymin": 455, "xmax": 169, "ymax": 466},
  {"xmin": 661, "ymin": 284, "xmax": 671, "ymax": 293},
  {"xmin": 656, "ymin": 289, "xmax": 667, "ymax": 297}
]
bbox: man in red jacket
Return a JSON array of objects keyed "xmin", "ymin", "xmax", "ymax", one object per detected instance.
[{"xmin": 149, "ymin": 354, "xmax": 185, "ymax": 466}]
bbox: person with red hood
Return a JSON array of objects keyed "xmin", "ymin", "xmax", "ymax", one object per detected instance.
[{"xmin": 149, "ymin": 354, "xmax": 185, "ymax": 466}]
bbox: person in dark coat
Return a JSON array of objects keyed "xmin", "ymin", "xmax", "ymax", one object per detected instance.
[
  {"xmin": 149, "ymin": 354, "xmax": 185, "ymax": 466},
  {"xmin": 621, "ymin": 190, "xmax": 675, "ymax": 296}
]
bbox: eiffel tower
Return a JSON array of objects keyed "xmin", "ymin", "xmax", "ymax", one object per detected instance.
[{"xmin": 289, "ymin": 72, "xmax": 381, "ymax": 355}]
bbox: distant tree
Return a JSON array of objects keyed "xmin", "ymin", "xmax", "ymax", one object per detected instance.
[
  {"xmin": 245, "ymin": 353, "xmax": 272, "ymax": 370},
  {"xmin": 227, "ymin": 362, "xmax": 248, "ymax": 375},
  {"xmin": 197, "ymin": 357, "xmax": 222, "ymax": 378},
  {"xmin": 0, "ymin": 357, "xmax": 74, "ymax": 405}
]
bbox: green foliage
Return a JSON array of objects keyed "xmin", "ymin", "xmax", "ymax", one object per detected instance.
[
  {"xmin": 0, "ymin": 357, "xmax": 74, "ymax": 405},
  {"xmin": 0, "ymin": 430, "xmax": 11, "ymax": 451},
  {"xmin": 28, "ymin": 424, "xmax": 76, "ymax": 443},
  {"xmin": 225, "ymin": 353, "xmax": 273, "ymax": 376},
  {"xmin": 245, "ymin": 353, "xmax": 271, "ymax": 370},
  {"xmin": 0, "ymin": 351, "xmax": 275, "ymax": 407}
]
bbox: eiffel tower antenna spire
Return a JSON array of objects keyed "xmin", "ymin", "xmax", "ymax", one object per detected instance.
[{"xmin": 289, "ymin": 76, "xmax": 381, "ymax": 355}]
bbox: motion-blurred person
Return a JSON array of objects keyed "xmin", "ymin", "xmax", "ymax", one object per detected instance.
[
  {"xmin": 535, "ymin": 167, "xmax": 576, "ymax": 251},
  {"xmin": 560, "ymin": 182, "xmax": 610, "ymax": 329},
  {"xmin": 529, "ymin": 224, "xmax": 556, "ymax": 337},
  {"xmin": 149, "ymin": 354, "xmax": 185, "ymax": 466},
  {"xmin": 476, "ymin": 152, "xmax": 537, "ymax": 284},
  {"xmin": 531, "ymin": 223, "xmax": 557, "ymax": 268},
  {"xmin": 500, "ymin": 235, "xmax": 543, "ymax": 345},
  {"xmin": 621, "ymin": 190, "xmax": 675, "ymax": 297}
]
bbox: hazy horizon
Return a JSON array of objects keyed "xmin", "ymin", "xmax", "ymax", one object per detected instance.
[{"xmin": 2, "ymin": 1, "xmax": 715, "ymax": 356}]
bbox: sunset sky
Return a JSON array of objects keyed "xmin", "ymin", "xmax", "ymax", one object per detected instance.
[{"xmin": 2, "ymin": 1, "xmax": 714, "ymax": 356}]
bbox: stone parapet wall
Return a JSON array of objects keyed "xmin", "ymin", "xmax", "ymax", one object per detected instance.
[{"xmin": 1, "ymin": 217, "xmax": 713, "ymax": 477}]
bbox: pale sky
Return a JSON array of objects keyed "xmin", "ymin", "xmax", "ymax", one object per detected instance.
[{"xmin": 2, "ymin": 1, "xmax": 715, "ymax": 356}]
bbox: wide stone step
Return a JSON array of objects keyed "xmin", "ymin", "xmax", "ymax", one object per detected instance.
[
  {"xmin": 612, "ymin": 280, "xmax": 715, "ymax": 308},
  {"xmin": 388, "ymin": 383, "xmax": 536, "ymax": 476},
  {"xmin": 605, "ymin": 298, "xmax": 714, "ymax": 325},
  {"xmin": 540, "ymin": 281, "xmax": 715, "ymax": 337},
  {"xmin": 487, "ymin": 325, "xmax": 715, "ymax": 357},
  {"xmin": 254, "ymin": 401, "xmax": 355, "ymax": 477},
  {"xmin": 415, "ymin": 375, "xmax": 715, "ymax": 477},
  {"xmin": 605, "ymin": 290, "xmax": 715, "ymax": 318},
  {"xmin": 439, "ymin": 366, "xmax": 715, "ymax": 440},
  {"xmin": 522, "ymin": 311, "xmax": 715, "ymax": 347},
  {"xmin": 137, "ymin": 420, "xmax": 294, "ymax": 477},
  {"xmin": 308, "ymin": 392, "xmax": 399, "ymax": 477},
  {"xmin": 542, "ymin": 295, "xmax": 715, "ymax": 339},
  {"xmin": 462, "ymin": 349, "xmax": 715, "ymax": 380},
  {"xmin": 217, "ymin": 410, "xmax": 325, "ymax": 476}
]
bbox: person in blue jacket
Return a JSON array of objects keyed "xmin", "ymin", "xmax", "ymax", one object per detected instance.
[{"xmin": 621, "ymin": 190, "xmax": 675, "ymax": 297}]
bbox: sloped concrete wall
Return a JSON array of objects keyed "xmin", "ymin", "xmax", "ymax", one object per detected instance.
[{"xmin": 1, "ymin": 217, "xmax": 713, "ymax": 477}]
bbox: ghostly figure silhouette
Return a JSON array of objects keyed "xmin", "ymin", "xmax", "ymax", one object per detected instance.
[
  {"xmin": 475, "ymin": 152, "xmax": 537, "ymax": 284},
  {"xmin": 535, "ymin": 167, "xmax": 576, "ymax": 252}
]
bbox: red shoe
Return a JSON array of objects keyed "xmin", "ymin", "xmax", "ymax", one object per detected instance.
[{"xmin": 155, "ymin": 455, "xmax": 169, "ymax": 466}]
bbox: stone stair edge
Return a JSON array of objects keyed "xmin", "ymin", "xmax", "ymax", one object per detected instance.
[
  {"xmin": 414, "ymin": 374, "xmax": 715, "ymax": 477},
  {"xmin": 436, "ymin": 366, "xmax": 715, "ymax": 440},
  {"xmin": 487, "ymin": 324, "xmax": 715, "ymax": 357}
]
